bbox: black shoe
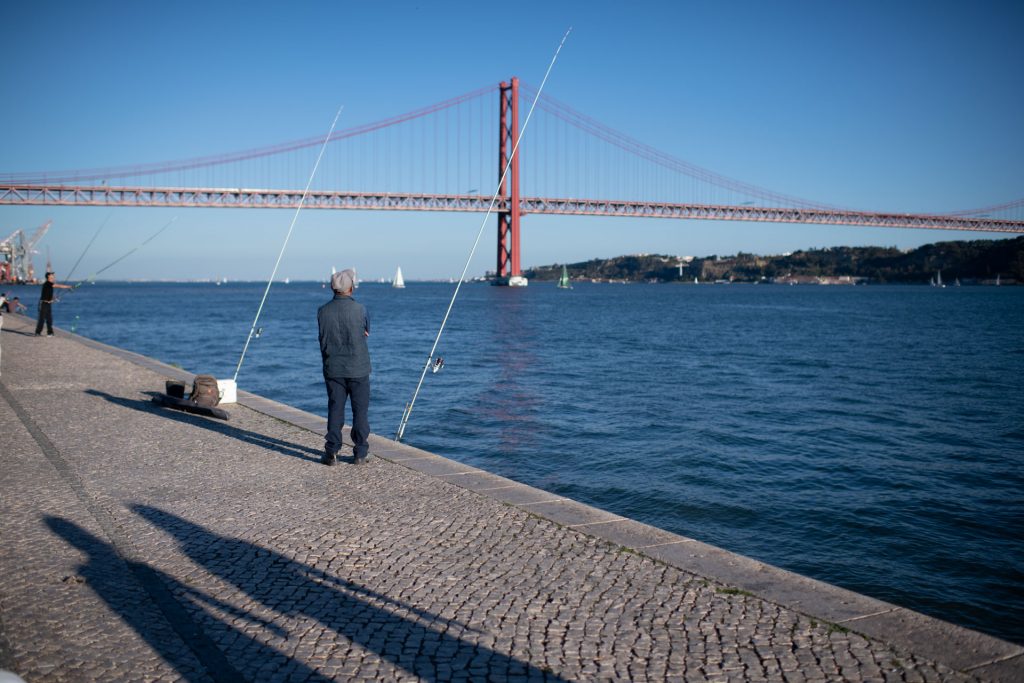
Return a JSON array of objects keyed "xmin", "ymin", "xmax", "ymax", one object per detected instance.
[
  {"xmin": 353, "ymin": 454, "xmax": 368, "ymax": 465},
  {"xmin": 321, "ymin": 452, "xmax": 337, "ymax": 466}
]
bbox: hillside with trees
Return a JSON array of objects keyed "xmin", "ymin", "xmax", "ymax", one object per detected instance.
[{"xmin": 522, "ymin": 236, "xmax": 1023, "ymax": 284}]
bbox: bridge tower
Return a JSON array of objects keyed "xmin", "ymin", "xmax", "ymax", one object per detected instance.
[{"xmin": 495, "ymin": 77, "xmax": 527, "ymax": 286}]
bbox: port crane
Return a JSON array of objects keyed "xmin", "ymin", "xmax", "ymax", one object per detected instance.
[{"xmin": 0, "ymin": 220, "xmax": 52, "ymax": 283}]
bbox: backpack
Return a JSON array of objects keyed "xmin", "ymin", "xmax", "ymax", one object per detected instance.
[{"xmin": 190, "ymin": 374, "xmax": 221, "ymax": 407}]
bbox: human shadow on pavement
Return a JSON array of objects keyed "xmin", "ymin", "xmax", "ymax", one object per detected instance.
[
  {"xmin": 132, "ymin": 504, "xmax": 569, "ymax": 682},
  {"xmin": 0, "ymin": 326, "xmax": 40, "ymax": 337},
  {"xmin": 46, "ymin": 516, "xmax": 335, "ymax": 683},
  {"xmin": 84, "ymin": 389, "xmax": 323, "ymax": 463}
]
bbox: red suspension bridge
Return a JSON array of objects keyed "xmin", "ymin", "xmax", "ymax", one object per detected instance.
[{"xmin": 2, "ymin": 78, "xmax": 1022, "ymax": 284}]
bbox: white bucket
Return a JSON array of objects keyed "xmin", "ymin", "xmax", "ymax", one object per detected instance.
[{"xmin": 217, "ymin": 379, "xmax": 237, "ymax": 404}]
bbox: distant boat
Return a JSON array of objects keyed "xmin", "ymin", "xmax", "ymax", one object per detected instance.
[
  {"xmin": 936, "ymin": 270, "xmax": 945, "ymax": 288},
  {"xmin": 557, "ymin": 265, "xmax": 572, "ymax": 289},
  {"xmin": 284, "ymin": 277, "xmax": 290, "ymax": 285},
  {"xmin": 996, "ymin": 274, "xmax": 1001, "ymax": 286},
  {"xmin": 393, "ymin": 267, "xmax": 405, "ymax": 289}
]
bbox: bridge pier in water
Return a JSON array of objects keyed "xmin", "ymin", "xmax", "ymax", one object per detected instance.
[{"xmin": 494, "ymin": 77, "xmax": 527, "ymax": 287}]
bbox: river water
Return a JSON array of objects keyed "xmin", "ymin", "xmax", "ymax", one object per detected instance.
[{"xmin": 8, "ymin": 279, "xmax": 1022, "ymax": 644}]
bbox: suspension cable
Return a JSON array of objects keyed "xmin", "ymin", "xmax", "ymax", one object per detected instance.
[
  {"xmin": 233, "ymin": 104, "xmax": 344, "ymax": 384},
  {"xmin": 396, "ymin": 27, "xmax": 572, "ymax": 442}
]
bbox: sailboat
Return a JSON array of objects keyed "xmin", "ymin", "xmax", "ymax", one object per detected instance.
[
  {"xmin": 557, "ymin": 265, "xmax": 572, "ymax": 289},
  {"xmin": 393, "ymin": 266, "xmax": 405, "ymax": 289},
  {"xmin": 936, "ymin": 270, "xmax": 945, "ymax": 288}
]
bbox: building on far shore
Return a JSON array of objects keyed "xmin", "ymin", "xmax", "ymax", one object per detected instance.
[{"xmin": 771, "ymin": 275, "xmax": 869, "ymax": 285}]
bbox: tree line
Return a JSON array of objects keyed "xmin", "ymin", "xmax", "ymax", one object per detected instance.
[{"xmin": 523, "ymin": 236, "xmax": 1024, "ymax": 284}]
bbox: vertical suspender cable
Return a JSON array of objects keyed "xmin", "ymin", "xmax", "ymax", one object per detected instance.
[
  {"xmin": 396, "ymin": 27, "xmax": 572, "ymax": 442},
  {"xmin": 233, "ymin": 104, "xmax": 344, "ymax": 384}
]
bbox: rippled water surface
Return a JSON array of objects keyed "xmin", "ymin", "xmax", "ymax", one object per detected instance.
[{"xmin": 17, "ymin": 280, "xmax": 1023, "ymax": 643}]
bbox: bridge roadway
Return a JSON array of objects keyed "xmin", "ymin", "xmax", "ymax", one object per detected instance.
[
  {"xmin": 3, "ymin": 184, "xmax": 1024, "ymax": 233},
  {"xmin": 0, "ymin": 313, "xmax": 1021, "ymax": 682}
]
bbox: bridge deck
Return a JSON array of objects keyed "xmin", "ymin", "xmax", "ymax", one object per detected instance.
[
  {"xmin": 0, "ymin": 313, "xmax": 1020, "ymax": 682},
  {"xmin": 3, "ymin": 184, "xmax": 1023, "ymax": 233}
]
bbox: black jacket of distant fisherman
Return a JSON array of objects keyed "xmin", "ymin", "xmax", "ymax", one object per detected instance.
[{"xmin": 317, "ymin": 293, "xmax": 371, "ymax": 378}]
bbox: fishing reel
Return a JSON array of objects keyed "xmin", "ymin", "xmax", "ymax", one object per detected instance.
[{"xmin": 431, "ymin": 357, "xmax": 445, "ymax": 374}]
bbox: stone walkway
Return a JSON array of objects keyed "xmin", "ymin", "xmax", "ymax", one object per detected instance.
[{"xmin": 0, "ymin": 313, "xmax": 1020, "ymax": 682}]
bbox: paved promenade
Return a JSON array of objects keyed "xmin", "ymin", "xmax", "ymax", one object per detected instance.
[{"xmin": 0, "ymin": 312, "xmax": 1021, "ymax": 682}]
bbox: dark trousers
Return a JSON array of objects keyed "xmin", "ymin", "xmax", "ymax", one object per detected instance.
[
  {"xmin": 35, "ymin": 301, "xmax": 53, "ymax": 335},
  {"xmin": 325, "ymin": 375, "xmax": 370, "ymax": 458}
]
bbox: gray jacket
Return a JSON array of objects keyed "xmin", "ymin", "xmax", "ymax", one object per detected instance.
[{"xmin": 317, "ymin": 294, "xmax": 371, "ymax": 378}]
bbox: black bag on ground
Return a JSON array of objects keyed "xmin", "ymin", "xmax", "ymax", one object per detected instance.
[
  {"xmin": 190, "ymin": 374, "xmax": 220, "ymax": 407},
  {"xmin": 165, "ymin": 380, "xmax": 187, "ymax": 399}
]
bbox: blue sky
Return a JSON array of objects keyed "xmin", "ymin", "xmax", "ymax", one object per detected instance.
[{"xmin": 2, "ymin": 0, "xmax": 1022, "ymax": 280}]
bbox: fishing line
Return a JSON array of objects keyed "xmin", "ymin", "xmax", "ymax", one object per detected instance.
[
  {"xmin": 396, "ymin": 27, "xmax": 572, "ymax": 442},
  {"xmin": 65, "ymin": 209, "xmax": 114, "ymax": 282},
  {"xmin": 71, "ymin": 216, "xmax": 179, "ymax": 287},
  {"xmin": 233, "ymin": 104, "xmax": 345, "ymax": 384}
]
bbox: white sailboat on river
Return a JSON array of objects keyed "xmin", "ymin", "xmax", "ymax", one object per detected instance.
[
  {"xmin": 557, "ymin": 264, "xmax": 572, "ymax": 289},
  {"xmin": 392, "ymin": 267, "xmax": 405, "ymax": 289}
]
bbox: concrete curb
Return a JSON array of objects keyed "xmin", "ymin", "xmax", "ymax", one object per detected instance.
[{"xmin": 40, "ymin": 319, "xmax": 1024, "ymax": 682}]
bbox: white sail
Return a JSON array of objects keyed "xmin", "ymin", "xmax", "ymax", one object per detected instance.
[
  {"xmin": 557, "ymin": 264, "xmax": 572, "ymax": 289},
  {"xmin": 393, "ymin": 267, "xmax": 405, "ymax": 289}
]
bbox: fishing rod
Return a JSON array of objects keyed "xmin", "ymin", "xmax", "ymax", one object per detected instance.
[
  {"xmin": 64, "ymin": 210, "xmax": 114, "ymax": 282},
  {"xmin": 396, "ymin": 27, "xmax": 572, "ymax": 442},
  {"xmin": 69, "ymin": 216, "xmax": 178, "ymax": 288},
  {"xmin": 233, "ymin": 104, "xmax": 345, "ymax": 384}
]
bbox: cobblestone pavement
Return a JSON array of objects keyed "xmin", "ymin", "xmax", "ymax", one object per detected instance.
[{"xmin": 0, "ymin": 314, "xmax": 1017, "ymax": 682}]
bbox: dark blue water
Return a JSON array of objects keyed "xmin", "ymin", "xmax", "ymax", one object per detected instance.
[{"xmin": 12, "ymin": 280, "xmax": 1023, "ymax": 643}]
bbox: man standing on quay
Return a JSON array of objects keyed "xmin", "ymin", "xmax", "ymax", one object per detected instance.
[
  {"xmin": 35, "ymin": 272, "xmax": 72, "ymax": 336},
  {"xmin": 318, "ymin": 268, "xmax": 371, "ymax": 465}
]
